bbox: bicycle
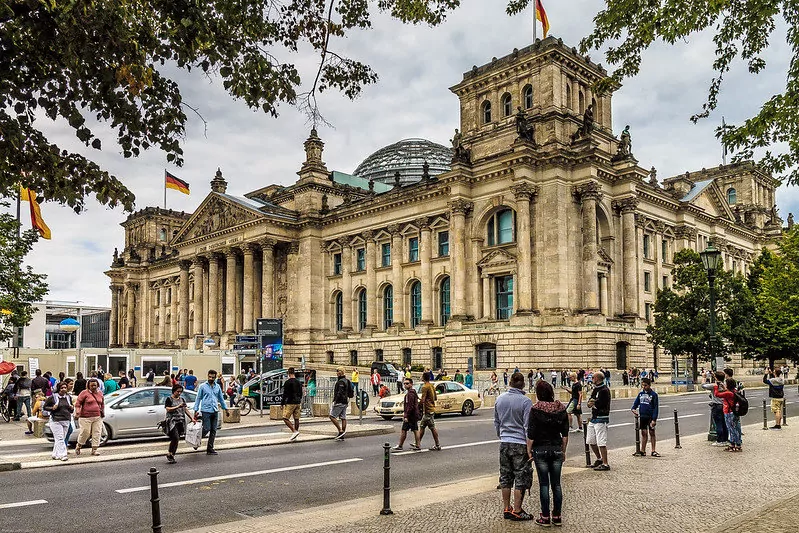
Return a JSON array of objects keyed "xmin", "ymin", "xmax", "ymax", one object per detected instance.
[
  {"xmin": 0, "ymin": 393, "xmax": 11, "ymax": 423},
  {"xmin": 236, "ymin": 397, "xmax": 254, "ymax": 416}
]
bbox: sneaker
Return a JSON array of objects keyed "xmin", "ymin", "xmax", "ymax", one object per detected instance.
[
  {"xmin": 711, "ymin": 441, "xmax": 728, "ymax": 447},
  {"xmin": 503, "ymin": 508, "xmax": 513, "ymax": 520},
  {"xmin": 60, "ymin": 457, "xmax": 68, "ymax": 462},
  {"xmin": 409, "ymin": 444, "xmax": 421, "ymax": 451},
  {"xmin": 334, "ymin": 432, "xmax": 344, "ymax": 441},
  {"xmin": 166, "ymin": 455, "xmax": 177, "ymax": 464},
  {"xmin": 206, "ymin": 450, "xmax": 218, "ymax": 455},
  {"xmin": 534, "ymin": 513, "xmax": 551, "ymax": 526},
  {"xmin": 429, "ymin": 445, "xmax": 442, "ymax": 451},
  {"xmin": 552, "ymin": 515, "xmax": 562, "ymax": 527},
  {"xmin": 593, "ymin": 464, "xmax": 610, "ymax": 471},
  {"xmin": 290, "ymin": 431, "xmax": 300, "ymax": 441},
  {"xmin": 339, "ymin": 429, "xmax": 347, "ymax": 438},
  {"xmin": 509, "ymin": 510, "xmax": 534, "ymax": 521},
  {"xmin": 24, "ymin": 431, "xmax": 34, "ymax": 435},
  {"xmin": 770, "ymin": 425, "xmax": 782, "ymax": 430},
  {"xmin": 391, "ymin": 445, "xmax": 403, "ymax": 451},
  {"xmin": 592, "ymin": 459, "xmax": 603, "ymax": 468}
]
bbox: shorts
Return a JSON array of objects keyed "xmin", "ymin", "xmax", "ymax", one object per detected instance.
[
  {"xmin": 498, "ymin": 442, "xmax": 532, "ymax": 490},
  {"xmin": 566, "ymin": 399, "xmax": 582, "ymax": 415},
  {"xmin": 586, "ymin": 421, "xmax": 608, "ymax": 447},
  {"xmin": 420, "ymin": 413, "xmax": 436, "ymax": 429},
  {"xmin": 771, "ymin": 398, "xmax": 785, "ymax": 414},
  {"xmin": 330, "ymin": 403, "xmax": 347, "ymax": 420},
  {"xmin": 401, "ymin": 419, "xmax": 419, "ymax": 432},
  {"xmin": 638, "ymin": 417, "xmax": 655, "ymax": 431},
  {"xmin": 282, "ymin": 404, "xmax": 301, "ymax": 419}
]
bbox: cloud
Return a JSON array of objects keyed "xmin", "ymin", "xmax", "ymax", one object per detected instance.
[{"xmin": 19, "ymin": 1, "xmax": 799, "ymax": 306}]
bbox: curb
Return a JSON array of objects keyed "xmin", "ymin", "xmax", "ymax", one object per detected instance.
[{"xmin": 0, "ymin": 461, "xmax": 21, "ymax": 471}]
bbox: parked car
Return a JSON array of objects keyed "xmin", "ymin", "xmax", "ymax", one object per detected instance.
[
  {"xmin": 44, "ymin": 386, "xmax": 221, "ymax": 447},
  {"xmin": 370, "ymin": 361, "xmax": 399, "ymax": 378},
  {"xmin": 373, "ymin": 380, "xmax": 481, "ymax": 420}
]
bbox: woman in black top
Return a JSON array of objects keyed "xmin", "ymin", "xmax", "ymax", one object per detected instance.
[
  {"xmin": 73, "ymin": 372, "xmax": 87, "ymax": 395},
  {"xmin": 527, "ymin": 380, "xmax": 569, "ymax": 527},
  {"xmin": 164, "ymin": 384, "xmax": 194, "ymax": 464}
]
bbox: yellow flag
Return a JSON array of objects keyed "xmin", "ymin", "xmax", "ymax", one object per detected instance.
[{"xmin": 19, "ymin": 186, "xmax": 52, "ymax": 240}]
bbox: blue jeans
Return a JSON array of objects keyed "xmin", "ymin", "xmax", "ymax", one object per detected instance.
[
  {"xmin": 711, "ymin": 404, "xmax": 728, "ymax": 443},
  {"xmin": 533, "ymin": 447, "xmax": 564, "ymax": 517},
  {"xmin": 725, "ymin": 413, "xmax": 742, "ymax": 446},
  {"xmin": 64, "ymin": 422, "xmax": 73, "ymax": 445},
  {"xmin": 201, "ymin": 411, "xmax": 218, "ymax": 451},
  {"xmin": 15, "ymin": 396, "xmax": 31, "ymax": 420}
]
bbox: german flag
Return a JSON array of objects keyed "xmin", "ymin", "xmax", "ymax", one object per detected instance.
[
  {"xmin": 19, "ymin": 185, "xmax": 51, "ymax": 240},
  {"xmin": 535, "ymin": 0, "xmax": 550, "ymax": 39},
  {"xmin": 165, "ymin": 170, "xmax": 190, "ymax": 195}
]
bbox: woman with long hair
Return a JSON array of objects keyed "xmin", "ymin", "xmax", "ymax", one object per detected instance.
[{"xmin": 164, "ymin": 384, "xmax": 194, "ymax": 463}]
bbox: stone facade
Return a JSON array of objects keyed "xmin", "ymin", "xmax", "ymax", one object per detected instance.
[{"xmin": 106, "ymin": 37, "xmax": 782, "ymax": 372}]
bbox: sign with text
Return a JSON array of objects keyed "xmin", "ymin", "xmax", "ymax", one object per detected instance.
[{"xmin": 255, "ymin": 318, "xmax": 282, "ymax": 344}]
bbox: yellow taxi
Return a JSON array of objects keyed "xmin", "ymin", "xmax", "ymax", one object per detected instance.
[{"xmin": 373, "ymin": 380, "xmax": 482, "ymax": 420}]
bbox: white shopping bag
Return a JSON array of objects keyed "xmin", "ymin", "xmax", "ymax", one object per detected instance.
[{"xmin": 185, "ymin": 421, "xmax": 202, "ymax": 450}]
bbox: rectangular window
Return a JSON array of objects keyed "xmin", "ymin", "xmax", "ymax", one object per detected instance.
[
  {"xmin": 326, "ymin": 351, "xmax": 335, "ymax": 364},
  {"xmin": 495, "ymin": 275, "xmax": 514, "ymax": 320},
  {"xmin": 662, "ymin": 275, "xmax": 668, "ymax": 289},
  {"xmin": 333, "ymin": 253, "xmax": 342, "ymax": 275},
  {"xmin": 375, "ymin": 349, "xmax": 384, "ymax": 362},
  {"xmin": 402, "ymin": 348, "xmax": 412, "ymax": 366},
  {"xmin": 381, "ymin": 243, "xmax": 391, "ymax": 267},
  {"xmin": 66, "ymin": 356, "xmax": 76, "ymax": 378},
  {"xmin": 438, "ymin": 231, "xmax": 449, "ymax": 257},
  {"xmin": 432, "ymin": 347, "xmax": 443, "ymax": 370},
  {"xmin": 356, "ymin": 248, "xmax": 366, "ymax": 271},
  {"xmin": 350, "ymin": 350, "xmax": 358, "ymax": 366},
  {"xmin": 408, "ymin": 237, "xmax": 419, "ymax": 262},
  {"xmin": 661, "ymin": 240, "xmax": 668, "ymax": 262},
  {"xmin": 644, "ymin": 271, "xmax": 651, "ymax": 292},
  {"xmin": 644, "ymin": 303, "xmax": 652, "ymax": 323},
  {"xmin": 221, "ymin": 356, "xmax": 236, "ymax": 377},
  {"xmin": 643, "ymin": 234, "xmax": 651, "ymax": 259},
  {"xmin": 497, "ymin": 210, "xmax": 514, "ymax": 244}
]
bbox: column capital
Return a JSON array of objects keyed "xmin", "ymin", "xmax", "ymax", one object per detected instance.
[
  {"xmin": 511, "ymin": 182, "xmax": 540, "ymax": 201},
  {"xmin": 240, "ymin": 242, "xmax": 257, "ymax": 254},
  {"xmin": 387, "ymin": 224, "xmax": 402, "ymax": 235},
  {"xmin": 634, "ymin": 213, "xmax": 648, "ymax": 229},
  {"xmin": 337, "ymin": 236, "xmax": 352, "ymax": 249},
  {"xmin": 572, "ymin": 181, "xmax": 602, "ymax": 203},
  {"xmin": 125, "ymin": 281, "xmax": 138, "ymax": 290},
  {"xmin": 288, "ymin": 241, "xmax": 300, "ymax": 255},
  {"xmin": 179, "ymin": 259, "xmax": 192, "ymax": 270},
  {"xmin": 258, "ymin": 237, "xmax": 277, "ymax": 251},
  {"xmin": 361, "ymin": 229, "xmax": 376, "ymax": 242},
  {"xmin": 654, "ymin": 221, "xmax": 667, "ymax": 234},
  {"xmin": 191, "ymin": 256, "xmax": 204, "ymax": 267},
  {"xmin": 448, "ymin": 199, "xmax": 473, "ymax": 216},
  {"xmin": 222, "ymin": 246, "xmax": 238, "ymax": 258},
  {"xmin": 415, "ymin": 217, "xmax": 431, "ymax": 230},
  {"xmin": 612, "ymin": 196, "xmax": 639, "ymax": 214}
]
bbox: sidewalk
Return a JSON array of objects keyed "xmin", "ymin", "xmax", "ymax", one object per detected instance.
[{"xmin": 178, "ymin": 415, "xmax": 799, "ymax": 533}]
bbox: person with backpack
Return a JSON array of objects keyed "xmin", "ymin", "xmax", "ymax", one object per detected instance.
[
  {"xmin": 714, "ymin": 377, "xmax": 743, "ymax": 452},
  {"xmin": 329, "ymin": 367, "xmax": 353, "ymax": 440},
  {"xmin": 392, "ymin": 377, "xmax": 421, "ymax": 451},
  {"xmin": 44, "ymin": 381, "xmax": 74, "ymax": 461}
]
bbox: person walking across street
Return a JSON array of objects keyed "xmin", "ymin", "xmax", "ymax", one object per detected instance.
[
  {"xmin": 371, "ymin": 369, "xmax": 381, "ymax": 397},
  {"xmin": 329, "ymin": 367, "xmax": 353, "ymax": 440},
  {"xmin": 631, "ymin": 378, "xmax": 660, "ymax": 457},
  {"xmin": 184, "ymin": 369, "xmax": 197, "ymax": 391},
  {"xmin": 392, "ymin": 377, "xmax": 421, "ymax": 451},
  {"xmin": 281, "ymin": 367, "xmax": 303, "ymax": 441},
  {"xmin": 586, "ymin": 371, "xmax": 611, "ymax": 470},
  {"xmin": 44, "ymin": 382, "xmax": 74, "ymax": 461},
  {"xmin": 164, "ymin": 384, "xmax": 194, "ymax": 463},
  {"xmin": 396, "ymin": 366, "xmax": 404, "ymax": 394},
  {"xmin": 764, "ymin": 367, "xmax": 785, "ymax": 429},
  {"xmin": 418, "ymin": 373, "xmax": 441, "ymax": 450},
  {"xmin": 351, "ymin": 368, "xmax": 360, "ymax": 397},
  {"xmin": 527, "ymin": 380, "xmax": 569, "ymax": 527},
  {"xmin": 75, "ymin": 378, "xmax": 105, "ymax": 456},
  {"xmin": 193, "ymin": 370, "xmax": 229, "ymax": 455},
  {"xmin": 563, "ymin": 372, "xmax": 583, "ymax": 432},
  {"xmin": 714, "ymin": 377, "xmax": 743, "ymax": 452},
  {"xmin": 494, "ymin": 372, "xmax": 534, "ymax": 521}
]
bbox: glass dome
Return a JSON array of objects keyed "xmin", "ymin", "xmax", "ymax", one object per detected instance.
[{"xmin": 353, "ymin": 138, "xmax": 452, "ymax": 186}]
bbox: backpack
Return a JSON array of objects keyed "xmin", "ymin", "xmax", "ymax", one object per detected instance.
[
  {"xmin": 733, "ymin": 391, "xmax": 749, "ymax": 416},
  {"xmin": 347, "ymin": 379, "xmax": 354, "ymax": 398}
]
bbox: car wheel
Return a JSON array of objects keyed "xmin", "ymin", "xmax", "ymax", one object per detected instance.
[
  {"xmin": 99, "ymin": 424, "xmax": 110, "ymax": 446},
  {"xmin": 381, "ymin": 416, "xmax": 394, "ymax": 421},
  {"xmin": 461, "ymin": 400, "xmax": 474, "ymax": 416}
]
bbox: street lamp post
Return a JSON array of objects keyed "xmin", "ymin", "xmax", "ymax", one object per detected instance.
[{"xmin": 700, "ymin": 242, "xmax": 722, "ymax": 441}]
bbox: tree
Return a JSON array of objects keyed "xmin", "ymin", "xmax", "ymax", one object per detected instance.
[
  {"xmin": 0, "ymin": 204, "xmax": 48, "ymax": 342},
  {"xmin": 647, "ymin": 248, "xmax": 752, "ymax": 380},
  {"xmin": 0, "ymin": 0, "xmax": 460, "ymax": 213},
  {"xmin": 569, "ymin": 0, "xmax": 799, "ymax": 186}
]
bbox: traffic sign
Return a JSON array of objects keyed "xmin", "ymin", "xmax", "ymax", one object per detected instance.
[{"xmin": 235, "ymin": 335, "xmax": 259, "ymax": 344}]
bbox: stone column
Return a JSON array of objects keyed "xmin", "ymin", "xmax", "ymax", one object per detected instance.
[
  {"xmin": 125, "ymin": 282, "xmax": 136, "ymax": 346},
  {"xmin": 511, "ymin": 183, "xmax": 538, "ymax": 314},
  {"xmin": 388, "ymin": 225, "xmax": 404, "ymax": 328},
  {"xmin": 364, "ymin": 230, "xmax": 377, "ymax": 330},
  {"xmin": 575, "ymin": 182, "xmax": 601, "ymax": 313},
  {"xmin": 170, "ymin": 278, "xmax": 178, "ymax": 343},
  {"xmin": 599, "ymin": 273, "xmax": 609, "ymax": 316},
  {"xmin": 449, "ymin": 199, "xmax": 473, "ymax": 320},
  {"xmin": 418, "ymin": 218, "xmax": 434, "ymax": 324},
  {"xmin": 241, "ymin": 243, "xmax": 256, "ymax": 333},
  {"xmin": 178, "ymin": 261, "xmax": 190, "ymax": 340},
  {"xmin": 207, "ymin": 254, "xmax": 220, "ymax": 335},
  {"xmin": 109, "ymin": 285, "xmax": 119, "ymax": 347},
  {"xmin": 224, "ymin": 248, "xmax": 237, "ymax": 335},
  {"xmin": 614, "ymin": 197, "xmax": 639, "ymax": 317},
  {"xmin": 259, "ymin": 239, "xmax": 276, "ymax": 318},
  {"xmin": 338, "ymin": 238, "xmax": 353, "ymax": 331},
  {"xmin": 192, "ymin": 257, "xmax": 204, "ymax": 336},
  {"xmin": 157, "ymin": 284, "xmax": 166, "ymax": 344},
  {"xmin": 482, "ymin": 275, "xmax": 491, "ymax": 319}
]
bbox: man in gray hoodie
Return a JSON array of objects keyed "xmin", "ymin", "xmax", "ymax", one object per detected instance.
[{"xmin": 764, "ymin": 368, "xmax": 785, "ymax": 429}]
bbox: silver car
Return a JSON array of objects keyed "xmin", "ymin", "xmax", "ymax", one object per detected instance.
[{"xmin": 44, "ymin": 386, "xmax": 221, "ymax": 446}]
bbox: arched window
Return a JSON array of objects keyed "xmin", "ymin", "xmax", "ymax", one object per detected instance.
[
  {"xmin": 565, "ymin": 83, "xmax": 571, "ymax": 109},
  {"xmin": 357, "ymin": 289, "xmax": 367, "ymax": 331},
  {"xmin": 578, "ymin": 90, "xmax": 585, "ymax": 114},
  {"xmin": 482, "ymin": 100, "xmax": 492, "ymax": 124},
  {"xmin": 334, "ymin": 292, "xmax": 343, "ymax": 331},
  {"xmin": 383, "ymin": 285, "xmax": 393, "ymax": 330},
  {"xmin": 523, "ymin": 84, "xmax": 533, "ymax": 109},
  {"xmin": 727, "ymin": 187, "xmax": 737, "ymax": 205},
  {"xmin": 501, "ymin": 93, "xmax": 512, "ymax": 117},
  {"xmin": 439, "ymin": 277, "xmax": 451, "ymax": 326},
  {"xmin": 487, "ymin": 208, "xmax": 516, "ymax": 246},
  {"xmin": 410, "ymin": 281, "xmax": 422, "ymax": 327},
  {"xmin": 159, "ymin": 228, "xmax": 167, "ymax": 241}
]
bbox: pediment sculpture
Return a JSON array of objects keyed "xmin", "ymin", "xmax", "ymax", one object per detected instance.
[{"xmin": 189, "ymin": 198, "xmax": 260, "ymax": 239}]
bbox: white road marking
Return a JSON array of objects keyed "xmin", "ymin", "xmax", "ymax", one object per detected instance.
[
  {"xmin": 607, "ymin": 422, "xmax": 633, "ymax": 428},
  {"xmin": 115, "ymin": 458, "xmax": 363, "ymax": 494},
  {"xmin": 393, "ymin": 439, "xmax": 500, "ymax": 456},
  {"xmin": 0, "ymin": 500, "xmax": 48, "ymax": 510},
  {"xmin": 677, "ymin": 413, "xmax": 704, "ymax": 419}
]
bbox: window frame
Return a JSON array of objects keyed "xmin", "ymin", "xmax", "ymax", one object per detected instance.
[
  {"xmin": 439, "ymin": 276, "xmax": 451, "ymax": 326},
  {"xmin": 661, "ymin": 240, "xmax": 668, "ymax": 263},
  {"xmin": 333, "ymin": 253, "xmax": 342, "ymax": 275},
  {"xmin": 501, "ymin": 92, "xmax": 512, "ymax": 117},
  {"xmin": 727, "ymin": 187, "xmax": 737, "ymax": 205},
  {"xmin": 334, "ymin": 292, "xmax": 343, "ymax": 331},
  {"xmin": 410, "ymin": 281, "xmax": 422, "ymax": 327},
  {"xmin": 523, "ymin": 85, "xmax": 533, "ymax": 109},
  {"xmin": 495, "ymin": 275, "xmax": 514, "ymax": 320},
  {"xmin": 644, "ymin": 271, "xmax": 652, "ymax": 292},
  {"xmin": 437, "ymin": 230, "xmax": 449, "ymax": 257},
  {"xmin": 381, "ymin": 243, "xmax": 391, "ymax": 267},
  {"xmin": 482, "ymin": 100, "xmax": 492, "ymax": 124},
  {"xmin": 357, "ymin": 289, "xmax": 367, "ymax": 330},
  {"xmin": 487, "ymin": 209, "xmax": 516, "ymax": 246},
  {"xmin": 356, "ymin": 248, "xmax": 366, "ymax": 271},
  {"xmin": 643, "ymin": 234, "xmax": 651, "ymax": 259},
  {"xmin": 408, "ymin": 237, "xmax": 420, "ymax": 262},
  {"xmin": 383, "ymin": 285, "xmax": 393, "ymax": 330}
]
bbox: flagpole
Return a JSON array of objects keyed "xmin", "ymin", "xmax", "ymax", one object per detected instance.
[
  {"xmin": 533, "ymin": 1, "xmax": 537, "ymax": 43},
  {"xmin": 721, "ymin": 116, "xmax": 727, "ymax": 165},
  {"xmin": 16, "ymin": 184, "xmax": 21, "ymax": 241},
  {"xmin": 164, "ymin": 170, "xmax": 167, "ymax": 210}
]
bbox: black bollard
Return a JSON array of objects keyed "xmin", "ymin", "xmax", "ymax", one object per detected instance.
[
  {"xmin": 148, "ymin": 467, "xmax": 163, "ymax": 533},
  {"xmin": 673, "ymin": 409, "xmax": 682, "ymax": 449},
  {"xmin": 380, "ymin": 442, "xmax": 393, "ymax": 515},
  {"xmin": 582, "ymin": 420, "xmax": 591, "ymax": 467},
  {"xmin": 763, "ymin": 399, "xmax": 768, "ymax": 430},
  {"xmin": 634, "ymin": 415, "xmax": 641, "ymax": 455},
  {"xmin": 783, "ymin": 400, "xmax": 788, "ymax": 426}
]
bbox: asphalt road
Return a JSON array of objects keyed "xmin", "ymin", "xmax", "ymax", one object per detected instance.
[{"xmin": 0, "ymin": 387, "xmax": 795, "ymax": 533}]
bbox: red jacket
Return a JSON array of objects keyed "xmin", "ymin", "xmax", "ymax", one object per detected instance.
[
  {"xmin": 371, "ymin": 373, "xmax": 381, "ymax": 386},
  {"xmin": 713, "ymin": 385, "xmax": 736, "ymax": 415}
]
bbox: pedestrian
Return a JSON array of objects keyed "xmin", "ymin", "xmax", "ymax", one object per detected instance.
[
  {"xmin": 454, "ymin": 369, "xmax": 464, "ymax": 384},
  {"xmin": 370, "ymin": 368, "xmax": 381, "ymax": 396},
  {"xmin": 184, "ymin": 369, "xmax": 197, "ymax": 391},
  {"xmin": 763, "ymin": 368, "xmax": 785, "ymax": 429},
  {"xmin": 494, "ymin": 372, "xmax": 533, "ymax": 521},
  {"xmin": 157, "ymin": 371, "xmax": 171, "ymax": 387},
  {"xmin": 563, "ymin": 372, "xmax": 583, "ymax": 432},
  {"xmin": 714, "ymin": 377, "xmax": 742, "ymax": 452},
  {"xmin": 378, "ymin": 384, "xmax": 390, "ymax": 398},
  {"xmin": 392, "ymin": 377, "xmax": 421, "ymax": 451},
  {"xmin": 44, "ymin": 382, "xmax": 74, "ymax": 462},
  {"xmin": 13, "ymin": 370, "xmax": 32, "ymax": 422},
  {"xmin": 74, "ymin": 378, "xmax": 105, "ymax": 456},
  {"xmin": 489, "ymin": 371, "xmax": 499, "ymax": 394},
  {"xmin": 702, "ymin": 371, "xmax": 729, "ymax": 447},
  {"xmin": 464, "ymin": 369, "xmax": 473, "ymax": 389},
  {"xmin": 73, "ymin": 372, "xmax": 87, "ymax": 395},
  {"xmin": 577, "ymin": 368, "xmax": 585, "ymax": 384},
  {"xmin": 351, "ymin": 367, "xmax": 360, "ymax": 397},
  {"xmin": 192, "ymin": 370, "xmax": 229, "ymax": 455},
  {"xmin": 631, "ymin": 378, "xmax": 660, "ymax": 457},
  {"xmin": 118, "ymin": 371, "xmax": 130, "ymax": 389},
  {"xmin": 527, "ymin": 369, "xmax": 534, "ymax": 392},
  {"xmin": 164, "ymin": 384, "xmax": 194, "ymax": 464},
  {"xmin": 503, "ymin": 369, "xmax": 509, "ymax": 387},
  {"xmin": 104, "ymin": 373, "xmax": 119, "ymax": 394},
  {"xmin": 527, "ymin": 380, "xmax": 568, "ymax": 527},
  {"xmin": 3, "ymin": 375, "xmax": 18, "ymax": 419},
  {"xmin": 586, "ymin": 371, "xmax": 611, "ymax": 470},
  {"xmin": 418, "ymin": 373, "xmax": 441, "ymax": 450},
  {"xmin": 26, "ymin": 389, "xmax": 46, "ymax": 435},
  {"xmin": 396, "ymin": 365, "xmax": 404, "ymax": 394},
  {"xmin": 622, "ymin": 370, "xmax": 629, "ymax": 386},
  {"xmin": 127, "ymin": 369, "xmax": 138, "ymax": 388},
  {"xmin": 329, "ymin": 367, "xmax": 352, "ymax": 440},
  {"xmin": 307, "ymin": 369, "xmax": 317, "ymax": 400},
  {"xmin": 281, "ymin": 367, "xmax": 303, "ymax": 441},
  {"xmin": 145, "ymin": 368, "xmax": 155, "ymax": 386},
  {"xmin": 550, "ymin": 369, "xmax": 557, "ymax": 387}
]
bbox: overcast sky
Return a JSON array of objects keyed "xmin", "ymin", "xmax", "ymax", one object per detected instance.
[{"xmin": 24, "ymin": 0, "xmax": 798, "ymax": 307}]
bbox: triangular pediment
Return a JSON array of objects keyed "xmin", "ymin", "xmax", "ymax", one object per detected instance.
[
  {"xmin": 477, "ymin": 248, "xmax": 517, "ymax": 268},
  {"xmin": 687, "ymin": 182, "xmax": 736, "ymax": 222},
  {"xmin": 172, "ymin": 193, "xmax": 264, "ymax": 245}
]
